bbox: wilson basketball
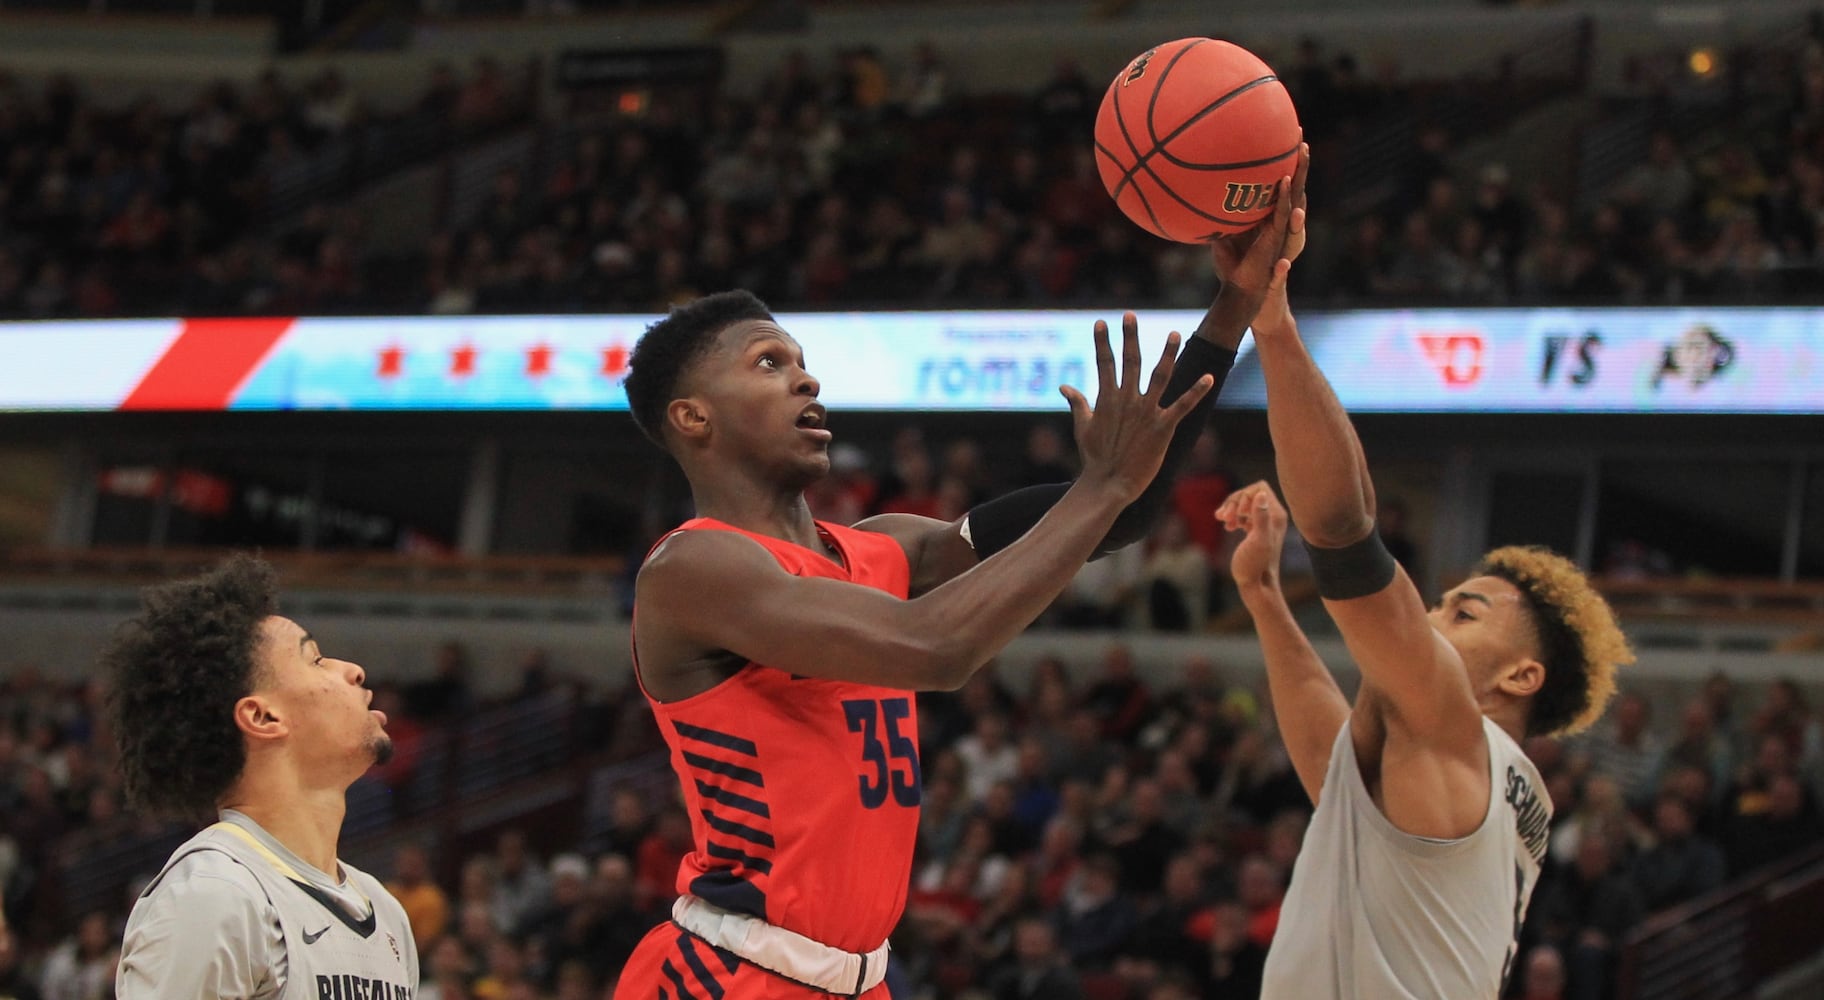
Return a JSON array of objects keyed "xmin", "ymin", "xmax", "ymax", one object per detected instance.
[{"xmin": 1094, "ymin": 38, "xmax": 1302, "ymax": 243}]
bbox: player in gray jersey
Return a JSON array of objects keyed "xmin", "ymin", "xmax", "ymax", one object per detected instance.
[
  {"xmin": 1209, "ymin": 152, "xmax": 1635, "ymax": 1000},
  {"xmin": 104, "ymin": 555, "xmax": 419, "ymax": 998}
]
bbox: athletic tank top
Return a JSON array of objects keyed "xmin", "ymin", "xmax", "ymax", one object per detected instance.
[
  {"xmin": 121, "ymin": 811, "xmax": 418, "ymax": 999},
  {"xmin": 633, "ymin": 517, "xmax": 920, "ymax": 954},
  {"xmin": 1261, "ymin": 716, "xmax": 1553, "ymax": 999}
]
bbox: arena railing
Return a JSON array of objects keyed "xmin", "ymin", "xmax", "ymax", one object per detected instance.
[{"xmin": 1617, "ymin": 843, "xmax": 1824, "ymax": 1000}]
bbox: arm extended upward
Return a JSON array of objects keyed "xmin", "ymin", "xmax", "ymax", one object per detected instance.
[{"xmin": 637, "ymin": 322, "xmax": 1214, "ymax": 693}]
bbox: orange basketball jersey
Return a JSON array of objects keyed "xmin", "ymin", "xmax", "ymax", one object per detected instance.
[{"xmin": 617, "ymin": 517, "xmax": 920, "ymax": 999}]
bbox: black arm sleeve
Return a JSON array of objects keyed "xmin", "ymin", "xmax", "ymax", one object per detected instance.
[{"xmin": 964, "ymin": 337, "xmax": 1236, "ymax": 559}]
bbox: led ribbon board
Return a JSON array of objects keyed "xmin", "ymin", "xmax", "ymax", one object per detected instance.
[{"xmin": 1, "ymin": 308, "xmax": 1818, "ymax": 413}]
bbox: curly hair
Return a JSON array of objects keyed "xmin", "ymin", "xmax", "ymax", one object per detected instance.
[
  {"xmin": 624, "ymin": 289, "xmax": 775, "ymax": 448},
  {"xmin": 1475, "ymin": 546, "xmax": 1634, "ymax": 738},
  {"xmin": 104, "ymin": 554, "xmax": 279, "ymax": 821}
]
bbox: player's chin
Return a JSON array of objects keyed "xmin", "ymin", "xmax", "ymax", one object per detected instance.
[{"xmin": 368, "ymin": 734, "xmax": 396, "ymax": 767}]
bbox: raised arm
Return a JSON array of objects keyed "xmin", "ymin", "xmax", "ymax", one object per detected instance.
[
  {"xmin": 1246, "ymin": 162, "xmax": 1484, "ymax": 762},
  {"xmin": 1217, "ymin": 481, "xmax": 1349, "ymax": 806},
  {"xmin": 879, "ymin": 140, "xmax": 1313, "ymax": 596},
  {"xmin": 637, "ymin": 321, "xmax": 1213, "ymax": 693}
]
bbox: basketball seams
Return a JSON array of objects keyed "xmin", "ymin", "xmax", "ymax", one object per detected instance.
[
  {"xmin": 1097, "ymin": 138, "xmax": 1170, "ymax": 239},
  {"xmin": 1106, "ymin": 72, "xmax": 1172, "ymax": 239},
  {"xmin": 1143, "ymin": 39, "xmax": 1208, "ymax": 150},
  {"xmin": 1096, "ymin": 38, "xmax": 1301, "ymax": 241},
  {"xmin": 1154, "ymin": 139, "xmax": 1304, "ymax": 173},
  {"xmin": 1111, "ymin": 72, "xmax": 1286, "ymax": 231}
]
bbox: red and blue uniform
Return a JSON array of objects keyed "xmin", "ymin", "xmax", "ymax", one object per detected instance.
[{"xmin": 616, "ymin": 518, "xmax": 920, "ymax": 999}]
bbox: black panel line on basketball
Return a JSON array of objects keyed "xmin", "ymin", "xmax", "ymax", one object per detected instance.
[
  {"xmin": 1110, "ymin": 74, "xmax": 1281, "ymax": 204},
  {"xmin": 1108, "ymin": 68, "xmax": 1170, "ymax": 236},
  {"xmin": 1101, "ymin": 42, "xmax": 1203, "ymax": 205},
  {"xmin": 1144, "ymin": 39, "xmax": 1209, "ymax": 147},
  {"xmin": 1107, "ymin": 79, "xmax": 1171, "ymax": 237},
  {"xmin": 1097, "ymin": 138, "xmax": 1170, "ymax": 238},
  {"xmin": 1155, "ymin": 140, "xmax": 1303, "ymax": 172}
]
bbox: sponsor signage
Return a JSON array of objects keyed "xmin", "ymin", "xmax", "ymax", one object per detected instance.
[{"xmin": 1, "ymin": 307, "xmax": 1818, "ymax": 414}]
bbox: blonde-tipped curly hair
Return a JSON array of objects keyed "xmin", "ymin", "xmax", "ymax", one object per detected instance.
[{"xmin": 1475, "ymin": 546, "xmax": 1635, "ymax": 738}]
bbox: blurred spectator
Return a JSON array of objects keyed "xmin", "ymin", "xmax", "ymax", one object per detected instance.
[
  {"xmin": 492, "ymin": 829, "xmax": 552, "ymax": 934},
  {"xmin": 1578, "ymin": 692, "xmax": 1664, "ymax": 809},
  {"xmin": 634, "ymin": 809, "xmax": 694, "ymax": 907},
  {"xmin": 1206, "ymin": 899, "xmax": 1268, "ymax": 996},
  {"xmin": 1629, "ymin": 791, "xmax": 1726, "ymax": 911},
  {"xmin": 1081, "ymin": 645, "xmax": 1152, "ymax": 744},
  {"xmin": 601, "ymin": 787, "xmax": 653, "ymax": 860},
  {"xmin": 955, "ymin": 713, "xmax": 1020, "ymax": 805},
  {"xmin": 1518, "ymin": 944, "xmax": 1569, "ymax": 1000},
  {"xmin": 987, "ymin": 916, "xmax": 1082, "ymax": 1000},
  {"xmin": 1661, "ymin": 697, "xmax": 1733, "ymax": 798},
  {"xmin": 37, "ymin": 910, "xmax": 113, "ymax": 1000},
  {"xmin": 418, "ymin": 935, "xmax": 476, "ymax": 1000},
  {"xmin": 388, "ymin": 843, "xmax": 452, "ymax": 947},
  {"xmin": 1056, "ymin": 540, "xmax": 1143, "ymax": 630},
  {"xmin": 1054, "ymin": 853, "xmax": 1137, "ymax": 969},
  {"xmin": 1139, "ymin": 514, "xmax": 1210, "ymax": 632},
  {"xmin": 1531, "ymin": 830, "xmax": 1643, "ymax": 998}
]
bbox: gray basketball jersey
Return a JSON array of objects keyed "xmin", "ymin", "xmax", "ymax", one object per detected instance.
[
  {"xmin": 118, "ymin": 811, "xmax": 418, "ymax": 999},
  {"xmin": 1262, "ymin": 716, "xmax": 1552, "ymax": 999}
]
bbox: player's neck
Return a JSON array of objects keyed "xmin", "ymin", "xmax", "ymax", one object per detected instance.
[
  {"xmin": 691, "ymin": 483, "xmax": 822, "ymax": 551},
  {"xmin": 222, "ymin": 769, "xmax": 348, "ymax": 879},
  {"xmin": 1483, "ymin": 703, "xmax": 1528, "ymax": 746}
]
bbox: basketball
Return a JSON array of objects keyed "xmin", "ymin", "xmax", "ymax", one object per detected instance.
[{"xmin": 1094, "ymin": 38, "xmax": 1302, "ymax": 243}]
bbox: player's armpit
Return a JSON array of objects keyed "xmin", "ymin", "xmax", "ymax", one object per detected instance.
[
  {"xmin": 852, "ymin": 512, "xmax": 979, "ymax": 597},
  {"xmin": 636, "ymin": 529, "xmax": 964, "ymax": 691},
  {"xmin": 1321, "ymin": 567, "xmax": 1484, "ymax": 758}
]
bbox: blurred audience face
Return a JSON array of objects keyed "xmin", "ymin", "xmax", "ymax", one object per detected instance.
[
  {"xmin": 1013, "ymin": 918, "xmax": 1057, "ymax": 965},
  {"xmin": 1521, "ymin": 944, "xmax": 1567, "ymax": 999},
  {"xmin": 394, "ymin": 845, "xmax": 430, "ymax": 885}
]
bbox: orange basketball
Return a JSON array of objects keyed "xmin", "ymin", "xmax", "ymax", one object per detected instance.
[{"xmin": 1094, "ymin": 38, "xmax": 1302, "ymax": 243}]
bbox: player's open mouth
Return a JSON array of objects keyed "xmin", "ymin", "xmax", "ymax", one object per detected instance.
[
  {"xmin": 796, "ymin": 405, "xmax": 832, "ymax": 441},
  {"xmin": 371, "ymin": 709, "xmax": 388, "ymax": 726}
]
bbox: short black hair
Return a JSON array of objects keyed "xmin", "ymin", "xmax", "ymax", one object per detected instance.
[
  {"xmin": 104, "ymin": 554, "xmax": 279, "ymax": 821},
  {"xmin": 624, "ymin": 290, "xmax": 775, "ymax": 447}
]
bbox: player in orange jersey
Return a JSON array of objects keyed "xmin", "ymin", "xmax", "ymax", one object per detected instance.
[{"xmin": 613, "ymin": 153, "xmax": 1308, "ymax": 1000}]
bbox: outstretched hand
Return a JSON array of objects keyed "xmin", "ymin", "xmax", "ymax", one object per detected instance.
[
  {"xmin": 1209, "ymin": 141, "xmax": 1311, "ymax": 302},
  {"xmin": 1216, "ymin": 479, "xmax": 1288, "ymax": 592},
  {"xmin": 1061, "ymin": 312, "xmax": 1214, "ymax": 503}
]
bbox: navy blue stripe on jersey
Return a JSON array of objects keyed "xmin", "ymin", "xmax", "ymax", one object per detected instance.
[
  {"xmin": 676, "ymin": 932, "xmax": 728, "ymax": 1000},
  {"xmin": 699, "ymin": 809, "xmax": 776, "ymax": 849},
  {"xmin": 688, "ymin": 871, "xmax": 767, "ymax": 920},
  {"xmin": 661, "ymin": 959, "xmax": 699, "ymax": 1000},
  {"xmin": 682, "ymin": 751, "xmax": 765, "ymax": 788},
  {"xmin": 673, "ymin": 720, "xmax": 759, "ymax": 757},
  {"xmin": 710, "ymin": 941, "xmax": 742, "ymax": 976},
  {"xmin": 704, "ymin": 840, "xmax": 774, "ymax": 874},
  {"xmin": 694, "ymin": 779, "xmax": 771, "ymax": 819}
]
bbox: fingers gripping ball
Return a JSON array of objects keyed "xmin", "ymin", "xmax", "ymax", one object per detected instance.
[{"xmin": 1095, "ymin": 38, "xmax": 1302, "ymax": 243}]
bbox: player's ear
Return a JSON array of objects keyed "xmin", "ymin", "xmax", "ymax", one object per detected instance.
[
  {"xmin": 234, "ymin": 694, "xmax": 289, "ymax": 743},
  {"xmin": 668, "ymin": 397, "xmax": 712, "ymax": 442},
  {"xmin": 1498, "ymin": 657, "xmax": 1545, "ymax": 700}
]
